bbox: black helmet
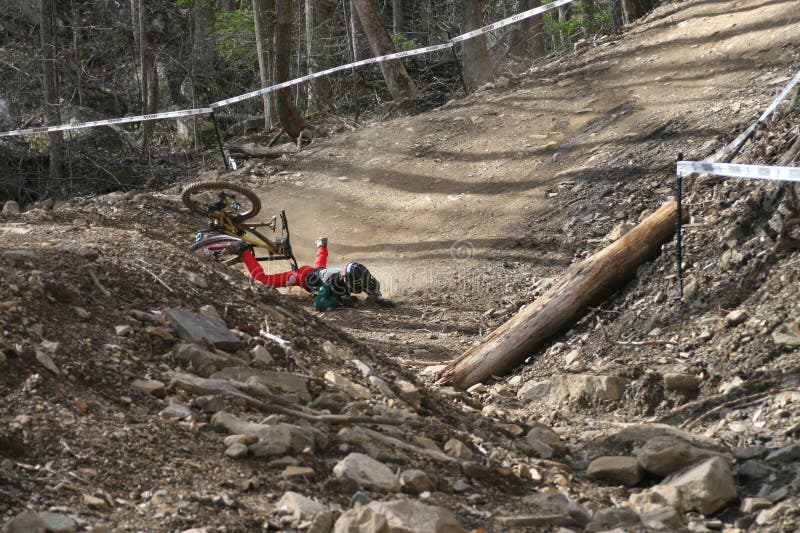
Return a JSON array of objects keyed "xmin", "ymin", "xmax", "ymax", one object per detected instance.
[{"xmin": 344, "ymin": 262, "xmax": 380, "ymax": 295}]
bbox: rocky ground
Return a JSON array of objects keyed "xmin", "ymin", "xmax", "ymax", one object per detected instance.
[{"xmin": 3, "ymin": 0, "xmax": 800, "ymax": 531}]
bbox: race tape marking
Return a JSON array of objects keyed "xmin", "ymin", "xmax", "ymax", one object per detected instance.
[
  {"xmin": 758, "ymin": 69, "xmax": 800, "ymax": 123},
  {"xmin": 451, "ymin": 0, "xmax": 577, "ymax": 43},
  {"xmin": 0, "ymin": 107, "xmax": 212, "ymax": 138},
  {"xmin": 211, "ymin": 42, "xmax": 453, "ymax": 108},
  {"xmin": 677, "ymin": 161, "xmax": 800, "ymax": 183},
  {"xmin": 3, "ymin": 0, "xmax": 577, "ymax": 135}
]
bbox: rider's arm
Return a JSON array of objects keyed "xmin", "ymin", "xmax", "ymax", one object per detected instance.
[
  {"xmin": 313, "ymin": 245, "xmax": 328, "ymax": 268},
  {"xmin": 241, "ymin": 249, "xmax": 301, "ymax": 287}
]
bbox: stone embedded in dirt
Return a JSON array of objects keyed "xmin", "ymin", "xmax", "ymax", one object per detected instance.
[
  {"xmin": 276, "ymin": 491, "xmax": 327, "ymax": 521},
  {"xmin": 663, "ymin": 457, "xmax": 736, "ymax": 515},
  {"xmin": 771, "ymin": 323, "xmax": 800, "ymax": 348},
  {"xmin": 733, "ymin": 445, "xmax": 768, "ymax": 461},
  {"xmin": 333, "ymin": 499, "xmax": 465, "ymax": 533},
  {"xmin": 517, "ymin": 380, "xmax": 552, "ymax": 402},
  {"xmin": 400, "ymin": 469, "xmax": 435, "ymax": 494},
  {"xmin": 251, "ymin": 345, "xmax": 274, "ymax": 368},
  {"xmin": 521, "ymin": 492, "xmax": 591, "ymax": 527},
  {"xmin": 164, "ymin": 308, "xmax": 242, "ymax": 350},
  {"xmin": 199, "ymin": 304, "xmax": 223, "ymax": 321},
  {"xmin": 640, "ymin": 505, "xmax": 684, "ymax": 530},
  {"xmin": 36, "ymin": 512, "xmax": 77, "ymax": 533},
  {"xmin": 587, "ymin": 456, "xmax": 643, "ymax": 487},
  {"xmin": 1, "ymin": 511, "xmax": 46, "ymax": 533},
  {"xmin": 225, "ymin": 442, "xmax": 248, "ymax": 458},
  {"xmin": 452, "ymin": 479, "xmax": 471, "ymax": 492},
  {"xmin": 550, "ymin": 374, "xmax": 629, "ymax": 404},
  {"xmin": 145, "ymin": 325, "xmax": 175, "ymax": 341},
  {"xmin": 182, "ymin": 270, "xmax": 208, "ymax": 289},
  {"xmin": 115, "ymin": 325, "xmax": 132, "ymax": 336},
  {"xmin": 414, "ymin": 436, "xmax": 442, "ymax": 452},
  {"xmin": 755, "ymin": 502, "xmax": 793, "ymax": 527},
  {"xmin": 765, "ymin": 443, "xmax": 800, "ymax": 463},
  {"xmin": 368, "ymin": 375, "xmax": 396, "ymax": 398},
  {"xmin": 629, "ymin": 485, "xmax": 684, "ymax": 515},
  {"xmin": 586, "ymin": 506, "xmax": 640, "ymax": 532},
  {"xmin": 308, "ymin": 511, "xmax": 334, "ymax": 533},
  {"xmin": 2, "ymin": 200, "xmax": 20, "ymax": 215},
  {"xmin": 83, "ymin": 494, "xmax": 107, "ymax": 509},
  {"xmin": 131, "ymin": 378, "xmax": 166, "ymax": 398},
  {"xmin": 173, "ymin": 343, "xmax": 247, "ymax": 377},
  {"xmin": 194, "ymin": 394, "xmax": 226, "ymax": 413},
  {"xmin": 350, "ymin": 359, "xmax": 373, "ymax": 377},
  {"xmin": 211, "ymin": 367, "xmax": 310, "ymax": 402},
  {"xmin": 283, "ymin": 466, "xmax": 315, "ymax": 478},
  {"xmin": 324, "ymin": 371, "xmax": 371, "ymax": 400},
  {"xmin": 607, "ymin": 423, "xmax": 725, "ymax": 453},
  {"xmin": 394, "ymin": 379, "xmax": 421, "ymax": 407},
  {"xmin": 725, "ymin": 309, "xmax": 749, "ymax": 327},
  {"xmin": 35, "ymin": 350, "xmax": 60, "ymax": 375},
  {"xmin": 663, "ymin": 373, "xmax": 701, "ymax": 395},
  {"xmin": 159, "ymin": 403, "xmax": 199, "ymax": 421},
  {"xmin": 523, "ymin": 423, "xmax": 567, "ymax": 459},
  {"xmin": 444, "ymin": 438, "xmax": 474, "ymax": 460},
  {"xmin": 332, "ymin": 452, "xmax": 400, "ymax": 492},
  {"xmin": 636, "ymin": 436, "xmax": 726, "ymax": 477},
  {"xmin": 737, "ymin": 459, "xmax": 774, "ymax": 480},
  {"xmin": 741, "ymin": 497, "xmax": 772, "ymax": 514}
]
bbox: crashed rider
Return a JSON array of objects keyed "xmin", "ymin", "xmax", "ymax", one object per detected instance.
[{"xmin": 226, "ymin": 238, "xmax": 394, "ymax": 310}]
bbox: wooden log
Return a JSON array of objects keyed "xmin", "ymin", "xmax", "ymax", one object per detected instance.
[
  {"xmin": 227, "ymin": 142, "xmax": 293, "ymax": 159},
  {"xmin": 436, "ymin": 200, "xmax": 686, "ymax": 389}
]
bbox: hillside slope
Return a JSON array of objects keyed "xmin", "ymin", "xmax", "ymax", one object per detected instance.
[{"xmin": 3, "ymin": 0, "xmax": 800, "ymax": 531}]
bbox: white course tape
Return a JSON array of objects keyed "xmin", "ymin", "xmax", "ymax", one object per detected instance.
[
  {"xmin": 0, "ymin": 107, "xmax": 212, "ymax": 138},
  {"xmin": 211, "ymin": 42, "xmax": 453, "ymax": 108},
  {"xmin": 677, "ymin": 161, "xmax": 800, "ymax": 183},
  {"xmin": 3, "ymin": 0, "xmax": 574, "ymax": 136},
  {"xmin": 450, "ymin": 0, "xmax": 577, "ymax": 43},
  {"xmin": 758, "ymin": 69, "xmax": 800, "ymax": 123}
]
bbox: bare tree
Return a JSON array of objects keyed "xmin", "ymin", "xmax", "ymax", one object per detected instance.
[
  {"xmin": 274, "ymin": 0, "xmax": 306, "ymax": 138},
  {"xmin": 304, "ymin": 0, "xmax": 331, "ymax": 114},
  {"xmin": 351, "ymin": 0, "xmax": 418, "ymax": 101},
  {"xmin": 40, "ymin": 0, "xmax": 63, "ymax": 191},
  {"xmin": 253, "ymin": 0, "xmax": 278, "ymax": 128},
  {"xmin": 511, "ymin": 0, "xmax": 546, "ymax": 60},
  {"xmin": 392, "ymin": 0, "xmax": 403, "ymax": 35},
  {"xmin": 131, "ymin": 0, "xmax": 157, "ymax": 146},
  {"xmin": 461, "ymin": 0, "xmax": 493, "ymax": 91}
]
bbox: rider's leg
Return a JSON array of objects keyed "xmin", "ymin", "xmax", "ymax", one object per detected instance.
[{"xmin": 313, "ymin": 238, "xmax": 328, "ymax": 268}]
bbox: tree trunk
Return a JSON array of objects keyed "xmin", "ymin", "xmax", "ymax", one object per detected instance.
[
  {"xmin": 305, "ymin": 0, "xmax": 331, "ymax": 114},
  {"xmin": 392, "ymin": 0, "xmax": 403, "ymax": 35},
  {"xmin": 461, "ymin": 0, "xmax": 493, "ymax": 91},
  {"xmin": 40, "ymin": 0, "xmax": 63, "ymax": 194},
  {"xmin": 530, "ymin": 0, "xmax": 546, "ymax": 59},
  {"xmin": 435, "ymin": 200, "xmax": 686, "ymax": 389},
  {"xmin": 70, "ymin": 0, "xmax": 83, "ymax": 106},
  {"xmin": 274, "ymin": 0, "xmax": 305, "ymax": 138},
  {"xmin": 558, "ymin": 5, "xmax": 568, "ymax": 46},
  {"xmin": 621, "ymin": 0, "xmax": 634, "ymax": 24},
  {"xmin": 351, "ymin": 0, "xmax": 419, "ymax": 101},
  {"xmin": 253, "ymin": 0, "xmax": 275, "ymax": 129},
  {"xmin": 582, "ymin": 0, "xmax": 596, "ymax": 38},
  {"xmin": 131, "ymin": 0, "xmax": 156, "ymax": 146}
]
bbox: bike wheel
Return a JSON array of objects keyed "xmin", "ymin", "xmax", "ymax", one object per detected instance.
[
  {"xmin": 181, "ymin": 181, "xmax": 261, "ymax": 222},
  {"xmin": 189, "ymin": 235, "xmax": 244, "ymax": 265}
]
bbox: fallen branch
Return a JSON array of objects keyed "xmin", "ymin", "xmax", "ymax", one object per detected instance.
[
  {"xmin": 228, "ymin": 142, "xmax": 292, "ymax": 159},
  {"xmin": 436, "ymin": 200, "xmax": 687, "ymax": 388},
  {"xmin": 680, "ymin": 388, "xmax": 796, "ymax": 430},
  {"xmin": 358, "ymin": 426, "xmax": 460, "ymax": 464},
  {"xmin": 88, "ymin": 268, "xmax": 111, "ymax": 297},
  {"xmin": 130, "ymin": 259, "xmax": 174, "ymax": 293}
]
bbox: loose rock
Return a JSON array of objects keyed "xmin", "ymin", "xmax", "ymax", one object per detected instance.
[
  {"xmin": 333, "ymin": 452, "xmax": 400, "ymax": 492},
  {"xmin": 587, "ymin": 456, "xmax": 643, "ymax": 487},
  {"xmin": 333, "ymin": 499, "xmax": 465, "ymax": 533},
  {"xmin": 663, "ymin": 457, "xmax": 737, "ymax": 515}
]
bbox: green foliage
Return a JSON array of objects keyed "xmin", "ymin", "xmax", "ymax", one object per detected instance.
[
  {"xmin": 391, "ymin": 33, "xmax": 419, "ymax": 52},
  {"xmin": 541, "ymin": 0, "xmax": 612, "ymax": 46},
  {"xmin": 212, "ymin": 8, "xmax": 255, "ymax": 63}
]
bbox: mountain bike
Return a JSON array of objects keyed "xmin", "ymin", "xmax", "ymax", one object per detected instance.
[{"xmin": 182, "ymin": 180, "xmax": 298, "ymax": 270}]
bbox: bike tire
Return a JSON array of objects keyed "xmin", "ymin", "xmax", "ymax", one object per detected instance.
[{"xmin": 181, "ymin": 180, "xmax": 261, "ymax": 222}]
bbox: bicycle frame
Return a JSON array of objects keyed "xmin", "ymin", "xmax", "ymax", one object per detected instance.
[{"xmin": 194, "ymin": 209, "xmax": 298, "ymax": 270}]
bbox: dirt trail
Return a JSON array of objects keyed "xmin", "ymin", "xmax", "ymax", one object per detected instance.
[{"xmin": 244, "ymin": 0, "xmax": 800, "ymax": 362}]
